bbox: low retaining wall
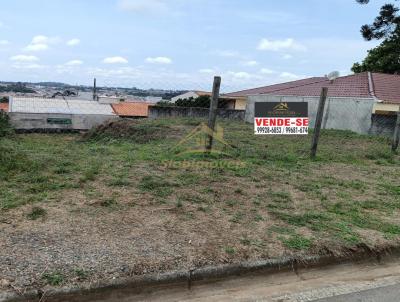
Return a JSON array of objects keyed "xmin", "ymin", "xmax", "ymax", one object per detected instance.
[
  {"xmin": 149, "ymin": 106, "xmax": 245, "ymax": 120},
  {"xmin": 3, "ymin": 247, "xmax": 399, "ymax": 302},
  {"xmin": 9, "ymin": 112, "xmax": 119, "ymax": 131}
]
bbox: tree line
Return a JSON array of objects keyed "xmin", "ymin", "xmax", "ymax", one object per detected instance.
[{"xmin": 353, "ymin": 0, "xmax": 400, "ymax": 74}]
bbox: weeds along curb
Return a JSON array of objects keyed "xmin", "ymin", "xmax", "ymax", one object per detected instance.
[{"xmin": 2, "ymin": 246, "xmax": 400, "ymax": 302}]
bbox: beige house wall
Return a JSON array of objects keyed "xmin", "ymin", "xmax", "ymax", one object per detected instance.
[{"xmin": 373, "ymin": 103, "xmax": 400, "ymax": 114}]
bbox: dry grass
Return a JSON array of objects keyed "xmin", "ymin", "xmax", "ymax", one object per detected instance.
[{"xmin": 0, "ymin": 118, "xmax": 399, "ymax": 290}]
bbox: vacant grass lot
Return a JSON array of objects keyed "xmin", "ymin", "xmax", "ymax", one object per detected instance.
[{"xmin": 0, "ymin": 118, "xmax": 399, "ymax": 290}]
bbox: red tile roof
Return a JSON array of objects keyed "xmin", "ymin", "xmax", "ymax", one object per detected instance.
[
  {"xmin": 271, "ymin": 73, "xmax": 371, "ymax": 98},
  {"xmin": 0, "ymin": 103, "xmax": 8, "ymax": 112},
  {"xmin": 225, "ymin": 72, "xmax": 400, "ymax": 104},
  {"xmin": 371, "ymin": 73, "xmax": 400, "ymax": 104},
  {"xmin": 225, "ymin": 77, "xmax": 327, "ymax": 98},
  {"xmin": 111, "ymin": 102, "xmax": 152, "ymax": 117}
]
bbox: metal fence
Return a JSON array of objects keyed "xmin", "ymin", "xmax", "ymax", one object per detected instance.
[{"xmin": 196, "ymin": 78, "xmax": 400, "ymax": 158}]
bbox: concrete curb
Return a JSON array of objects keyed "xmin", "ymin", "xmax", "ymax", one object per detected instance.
[{"xmin": 2, "ymin": 247, "xmax": 399, "ymax": 302}]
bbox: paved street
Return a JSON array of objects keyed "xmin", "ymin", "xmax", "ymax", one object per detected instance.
[{"xmin": 314, "ymin": 284, "xmax": 400, "ymax": 302}]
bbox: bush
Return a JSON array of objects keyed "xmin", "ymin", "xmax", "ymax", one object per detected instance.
[
  {"xmin": 175, "ymin": 96, "xmax": 234, "ymax": 108},
  {"xmin": 0, "ymin": 112, "xmax": 13, "ymax": 137},
  {"xmin": 156, "ymin": 100, "xmax": 175, "ymax": 107}
]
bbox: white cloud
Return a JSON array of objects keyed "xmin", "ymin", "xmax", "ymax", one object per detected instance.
[
  {"xmin": 12, "ymin": 63, "xmax": 44, "ymax": 69},
  {"xmin": 258, "ymin": 38, "xmax": 307, "ymax": 52},
  {"xmin": 24, "ymin": 35, "xmax": 60, "ymax": 52},
  {"xmin": 0, "ymin": 40, "xmax": 10, "ymax": 46},
  {"xmin": 283, "ymin": 54, "xmax": 293, "ymax": 60},
  {"xmin": 227, "ymin": 71, "xmax": 254, "ymax": 80},
  {"xmin": 279, "ymin": 72, "xmax": 300, "ymax": 80},
  {"xmin": 66, "ymin": 38, "xmax": 80, "ymax": 46},
  {"xmin": 103, "ymin": 56, "xmax": 129, "ymax": 64},
  {"xmin": 31, "ymin": 35, "xmax": 61, "ymax": 45},
  {"xmin": 146, "ymin": 56, "xmax": 172, "ymax": 64},
  {"xmin": 242, "ymin": 60, "xmax": 258, "ymax": 67},
  {"xmin": 65, "ymin": 59, "xmax": 83, "ymax": 66},
  {"xmin": 260, "ymin": 68, "xmax": 275, "ymax": 74},
  {"xmin": 24, "ymin": 43, "xmax": 48, "ymax": 51},
  {"xmin": 32, "ymin": 35, "xmax": 49, "ymax": 44},
  {"xmin": 224, "ymin": 71, "xmax": 264, "ymax": 87},
  {"xmin": 199, "ymin": 68, "xmax": 215, "ymax": 74},
  {"xmin": 10, "ymin": 55, "xmax": 39, "ymax": 62},
  {"xmin": 118, "ymin": 0, "xmax": 168, "ymax": 14}
]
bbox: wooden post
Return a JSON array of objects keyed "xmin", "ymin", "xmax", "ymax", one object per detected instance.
[
  {"xmin": 311, "ymin": 87, "xmax": 328, "ymax": 158},
  {"xmin": 93, "ymin": 78, "xmax": 97, "ymax": 101},
  {"xmin": 205, "ymin": 76, "xmax": 221, "ymax": 151},
  {"xmin": 392, "ymin": 111, "xmax": 400, "ymax": 152}
]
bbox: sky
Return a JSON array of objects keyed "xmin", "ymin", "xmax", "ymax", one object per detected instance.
[{"xmin": 0, "ymin": 0, "xmax": 388, "ymax": 91}]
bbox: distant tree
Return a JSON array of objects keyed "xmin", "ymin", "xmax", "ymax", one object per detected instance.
[
  {"xmin": 0, "ymin": 112, "xmax": 12, "ymax": 137},
  {"xmin": 352, "ymin": 38, "xmax": 400, "ymax": 73},
  {"xmin": 0, "ymin": 84, "xmax": 35, "ymax": 93},
  {"xmin": 356, "ymin": 0, "xmax": 400, "ymax": 40},
  {"xmin": 352, "ymin": 0, "xmax": 400, "ymax": 74},
  {"xmin": 175, "ymin": 96, "xmax": 210, "ymax": 108},
  {"xmin": 175, "ymin": 96, "xmax": 233, "ymax": 109},
  {"xmin": 156, "ymin": 100, "xmax": 175, "ymax": 107}
]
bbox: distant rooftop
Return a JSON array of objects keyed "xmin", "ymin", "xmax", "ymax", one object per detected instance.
[
  {"xmin": 9, "ymin": 97, "xmax": 116, "ymax": 115},
  {"xmin": 194, "ymin": 91, "xmax": 212, "ymax": 96},
  {"xmin": 225, "ymin": 72, "xmax": 400, "ymax": 104},
  {"xmin": 111, "ymin": 102, "xmax": 152, "ymax": 117},
  {"xmin": 0, "ymin": 103, "xmax": 8, "ymax": 112}
]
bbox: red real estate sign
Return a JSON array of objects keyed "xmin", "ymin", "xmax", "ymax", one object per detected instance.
[{"xmin": 254, "ymin": 102, "xmax": 309, "ymax": 135}]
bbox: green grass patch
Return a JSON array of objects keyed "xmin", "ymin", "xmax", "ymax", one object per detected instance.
[
  {"xmin": 281, "ymin": 235, "xmax": 312, "ymax": 250},
  {"xmin": 42, "ymin": 272, "xmax": 65, "ymax": 286},
  {"xmin": 139, "ymin": 175, "xmax": 176, "ymax": 197},
  {"xmin": 26, "ymin": 206, "xmax": 47, "ymax": 220},
  {"xmin": 74, "ymin": 268, "xmax": 89, "ymax": 280},
  {"xmin": 224, "ymin": 246, "xmax": 236, "ymax": 255}
]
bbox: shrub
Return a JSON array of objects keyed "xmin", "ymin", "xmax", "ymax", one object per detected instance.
[
  {"xmin": 0, "ymin": 112, "xmax": 13, "ymax": 137},
  {"xmin": 175, "ymin": 96, "xmax": 234, "ymax": 108}
]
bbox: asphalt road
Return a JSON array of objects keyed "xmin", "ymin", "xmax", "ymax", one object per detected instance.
[{"xmin": 313, "ymin": 284, "xmax": 400, "ymax": 302}]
